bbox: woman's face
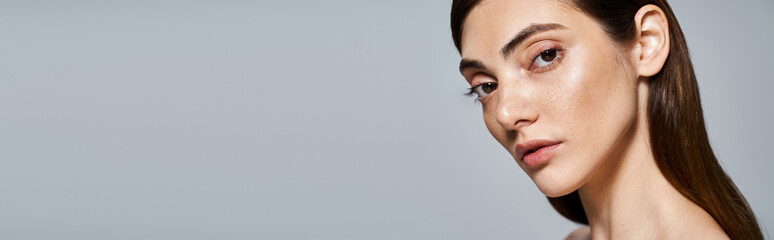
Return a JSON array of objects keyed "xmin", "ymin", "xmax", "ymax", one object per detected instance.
[{"xmin": 459, "ymin": 0, "xmax": 640, "ymax": 197}]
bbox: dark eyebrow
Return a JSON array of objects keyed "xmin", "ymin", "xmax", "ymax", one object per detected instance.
[
  {"xmin": 500, "ymin": 23, "xmax": 566, "ymax": 59},
  {"xmin": 458, "ymin": 59, "xmax": 487, "ymax": 74}
]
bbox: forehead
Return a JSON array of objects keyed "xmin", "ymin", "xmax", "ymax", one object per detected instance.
[{"xmin": 460, "ymin": 0, "xmax": 581, "ymax": 58}]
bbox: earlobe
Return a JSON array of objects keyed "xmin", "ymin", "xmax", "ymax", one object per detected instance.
[{"xmin": 633, "ymin": 5, "xmax": 670, "ymax": 77}]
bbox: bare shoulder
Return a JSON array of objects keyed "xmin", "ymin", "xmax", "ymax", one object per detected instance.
[{"xmin": 564, "ymin": 227, "xmax": 591, "ymax": 240}]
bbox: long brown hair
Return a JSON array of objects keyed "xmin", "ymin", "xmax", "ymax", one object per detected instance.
[{"xmin": 450, "ymin": 0, "xmax": 763, "ymax": 239}]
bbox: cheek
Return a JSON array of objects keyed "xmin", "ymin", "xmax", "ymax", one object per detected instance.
[{"xmin": 548, "ymin": 46, "xmax": 637, "ymax": 139}]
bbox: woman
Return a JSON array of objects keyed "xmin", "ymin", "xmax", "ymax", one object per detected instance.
[{"xmin": 450, "ymin": 0, "xmax": 763, "ymax": 239}]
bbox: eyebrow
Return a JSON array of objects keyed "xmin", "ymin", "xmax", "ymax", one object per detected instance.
[
  {"xmin": 500, "ymin": 23, "xmax": 566, "ymax": 59},
  {"xmin": 458, "ymin": 59, "xmax": 487, "ymax": 73}
]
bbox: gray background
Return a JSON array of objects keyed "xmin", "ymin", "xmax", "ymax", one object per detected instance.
[{"xmin": 1, "ymin": 0, "xmax": 772, "ymax": 239}]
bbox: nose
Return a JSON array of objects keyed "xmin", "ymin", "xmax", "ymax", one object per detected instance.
[{"xmin": 495, "ymin": 87, "xmax": 538, "ymax": 132}]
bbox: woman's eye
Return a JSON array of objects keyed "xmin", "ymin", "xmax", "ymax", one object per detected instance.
[
  {"xmin": 531, "ymin": 49, "xmax": 560, "ymax": 69},
  {"xmin": 470, "ymin": 82, "xmax": 498, "ymax": 99}
]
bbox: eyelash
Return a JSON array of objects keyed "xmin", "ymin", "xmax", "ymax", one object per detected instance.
[
  {"xmin": 465, "ymin": 85, "xmax": 481, "ymax": 103},
  {"xmin": 528, "ymin": 47, "xmax": 565, "ymax": 72},
  {"xmin": 465, "ymin": 87, "xmax": 480, "ymax": 103}
]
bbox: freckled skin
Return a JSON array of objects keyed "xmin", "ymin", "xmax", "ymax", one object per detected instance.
[{"xmin": 460, "ymin": 0, "xmax": 639, "ymax": 197}]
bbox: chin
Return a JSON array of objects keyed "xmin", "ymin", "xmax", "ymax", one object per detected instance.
[
  {"xmin": 535, "ymin": 181, "xmax": 579, "ymax": 198},
  {"xmin": 528, "ymin": 164, "xmax": 588, "ymax": 198}
]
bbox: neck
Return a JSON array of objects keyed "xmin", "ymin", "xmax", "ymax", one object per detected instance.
[{"xmin": 576, "ymin": 82, "xmax": 726, "ymax": 240}]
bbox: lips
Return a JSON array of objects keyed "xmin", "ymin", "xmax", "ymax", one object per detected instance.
[{"xmin": 515, "ymin": 140, "xmax": 562, "ymax": 167}]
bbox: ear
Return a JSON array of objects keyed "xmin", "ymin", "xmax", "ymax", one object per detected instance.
[{"xmin": 633, "ymin": 5, "xmax": 670, "ymax": 77}]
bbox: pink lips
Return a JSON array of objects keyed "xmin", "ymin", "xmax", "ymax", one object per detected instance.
[{"xmin": 515, "ymin": 140, "xmax": 562, "ymax": 168}]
